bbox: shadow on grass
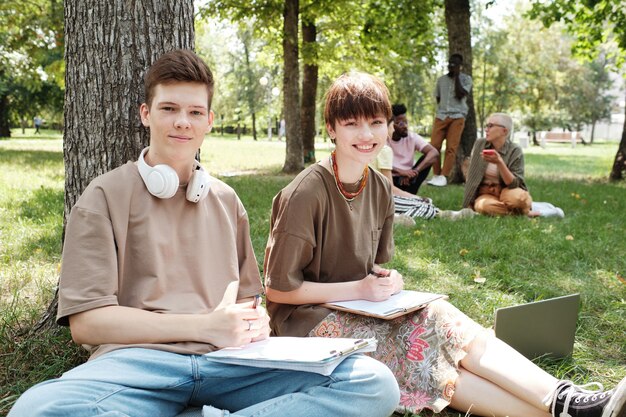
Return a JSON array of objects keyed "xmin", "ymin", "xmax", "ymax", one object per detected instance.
[
  {"xmin": 0, "ymin": 148, "xmax": 63, "ymax": 166},
  {"xmin": 13, "ymin": 186, "xmax": 64, "ymax": 260}
]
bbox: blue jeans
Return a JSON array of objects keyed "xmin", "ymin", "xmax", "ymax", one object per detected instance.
[{"xmin": 9, "ymin": 347, "xmax": 399, "ymax": 417}]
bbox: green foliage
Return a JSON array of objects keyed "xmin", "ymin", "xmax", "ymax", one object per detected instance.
[
  {"xmin": 470, "ymin": 1, "xmax": 618, "ymax": 138},
  {"xmin": 196, "ymin": 0, "xmax": 438, "ymax": 134},
  {"xmin": 528, "ymin": 0, "xmax": 626, "ymax": 67},
  {"xmin": 0, "ymin": 0, "xmax": 64, "ymax": 132},
  {"xmin": 1, "ymin": 136, "xmax": 624, "ymax": 416}
]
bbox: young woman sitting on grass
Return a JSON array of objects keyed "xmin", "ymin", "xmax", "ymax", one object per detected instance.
[{"xmin": 263, "ymin": 71, "xmax": 626, "ymax": 417}]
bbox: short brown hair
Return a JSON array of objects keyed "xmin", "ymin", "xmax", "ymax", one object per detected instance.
[
  {"xmin": 144, "ymin": 49, "xmax": 215, "ymax": 108},
  {"xmin": 324, "ymin": 72, "xmax": 392, "ymax": 128}
]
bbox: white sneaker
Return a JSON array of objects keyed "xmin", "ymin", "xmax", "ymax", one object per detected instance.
[
  {"xmin": 427, "ymin": 175, "xmax": 447, "ymax": 187},
  {"xmin": 394, "ymin": 213, "xmax": 416, "ymax": 227}
]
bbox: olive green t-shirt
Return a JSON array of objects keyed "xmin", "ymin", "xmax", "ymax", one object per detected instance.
[
  {"xmin": 264, "ymin": 163, "xmax": 395, "ymax": 337},
  {"xmin": 58, "ymin": 162, "xmax": 262, "ymax": 359}
]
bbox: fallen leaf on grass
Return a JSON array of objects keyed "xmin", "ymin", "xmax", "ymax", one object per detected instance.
[
  {"xmin": 617, "ymin": 274, "xmax": 625, "ymax": 285},
  {"xmin": 472, "ymin": 271, "xmax": 486, "ymax": 283},
  {"xmin": 459, "ymin": 248, "xmax": 469, "ymax": 256},
  {"xmin": 565, "ymin": 235, "xmax": 574, "ymax": 241}
]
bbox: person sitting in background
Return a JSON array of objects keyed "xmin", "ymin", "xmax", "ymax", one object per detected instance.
[
  {"xmin": 388, "ymin": 103, "xmax": 439, "ymax": 195},
  {"xmin": 371, "ymin": 121, "xmax": 476, "ymax": 225},
  {"xmin": 463, "ymin": 112, "xmax": 532, "ymax": 216}
]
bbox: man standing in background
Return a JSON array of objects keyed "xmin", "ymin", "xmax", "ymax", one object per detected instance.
[{"xmin": 427, "ymin": 53, "xmax": 472, "ymax": 187}]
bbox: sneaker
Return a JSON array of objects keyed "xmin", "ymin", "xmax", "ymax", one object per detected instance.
[
  {"xmin": 544, "ymin": 377, "xmax": 626, "ymax": 417},
  {"xmin": 438, "ymin": 208, "xmax": 477, "ymax": 221},
  {"xmin": 394, "ymin": 213, "xmax": 416, "ymax": 227},
  {"xmin": 427, "ymin": 175, "xmax": 447, "ymax": 187}
]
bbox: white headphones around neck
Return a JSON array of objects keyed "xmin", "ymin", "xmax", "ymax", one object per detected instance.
[{"xmin": 137, "ymin": 147, "xmax": 210, "ymax": 203}]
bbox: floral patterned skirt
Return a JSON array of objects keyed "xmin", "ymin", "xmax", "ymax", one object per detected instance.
[{"xmin": 309, "ymin": 299, "xmax": 485, "ymax": 414}]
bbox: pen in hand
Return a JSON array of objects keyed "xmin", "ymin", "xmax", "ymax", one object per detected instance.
[{"xmin": 252, "ymin": 294, "xmax": 262, "ymax": 309}]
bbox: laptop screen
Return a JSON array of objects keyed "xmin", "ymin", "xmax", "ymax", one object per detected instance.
[{"xmin": 494, "ymin": 294, "xmax": 580, "ymax": 359}]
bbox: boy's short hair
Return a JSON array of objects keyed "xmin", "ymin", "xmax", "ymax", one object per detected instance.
[
  {"xmin": 450, "ymin": 53, "xmax": 464, "ymax": 64},
  {"xmin": 144, "ymin": 49, "xmax": 215, "ymax": 108},
  {"xmin": 392, "ymin": 103, "xmax": 407, "ymax": 117},
  {"xmin": 324, "ymin": 71, "xmax": 392, "ymax": 128}
]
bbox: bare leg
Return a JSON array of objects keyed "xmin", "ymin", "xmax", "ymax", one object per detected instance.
[
  {"xmin": 460, "ymin": 330, "xmax": 557, "ymax": 410},
  {"xmin": 450, "ymin": 368, "xmax": 551, "ymax": 417}
]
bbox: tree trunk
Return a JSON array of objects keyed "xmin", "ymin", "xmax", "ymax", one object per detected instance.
[
  {"xmin": 242, "ymin": 36, "xmax": 258, "ymax": 141},
  {"xmin": 301, "ymin": 19, "xmax": 318, "ymax": 163},
  {"xmin": 609, "ymin": 90, "xmax": 626, "ymax": 181},
  {"xmin": 64, "ymin": 0, "xmax": 194, "ymax": 222},
  {"xmin": 590, "ymin": 120, "xmax": 596, "ymax": 144},
  {"xmin": 51, "ymin": 0, "xmax": 195, "ymax": 324},
  {"xmin": 444, "ymin": 0, "xmax": 476, "ymax": 183},
  {"xmin": 282, "ymin": 0, "xmax": 303, "ymax": 173},
  {"xmin": 0, "ymin": 91, "xmax": 10, "ymax": 138}
]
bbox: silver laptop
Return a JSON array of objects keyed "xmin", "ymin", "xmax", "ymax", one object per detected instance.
[{"xmin": 494, "ymin": 294, "xmax": 580, "ymax": 359}]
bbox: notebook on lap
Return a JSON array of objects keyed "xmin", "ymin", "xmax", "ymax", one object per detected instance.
[{"xmin": 494, "ymin": 293, "xmax": 580, "ymax": 359}]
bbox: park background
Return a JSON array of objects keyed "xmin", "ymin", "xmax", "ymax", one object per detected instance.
[{"xmin": 1, "ymin": 0, "xmax": 626, "ymax": 416}]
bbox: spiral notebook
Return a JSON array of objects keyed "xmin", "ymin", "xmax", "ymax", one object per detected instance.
[
  {"xmin": 322, "ymin": 290, "xmax": 446, "ymax": 320},
  {"xmin": 205, "ymin": 337, "xmax": 377, "ymax": 376}
]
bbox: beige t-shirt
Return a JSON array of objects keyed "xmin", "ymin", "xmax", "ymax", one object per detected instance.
[
  {"xmin": 482, "ymin": 162, "xmax": 499, "ymax": 185},
  {"xmin": 370, "ymin": 145, "xmax": 394, "ymax": 172},
  {"xmin": 264, "ymin": 163, "xmax": 395, "ymax": 337},
  {"xmin": 58, "ymin": 162, "xmax": 262, "ymax": 359}
]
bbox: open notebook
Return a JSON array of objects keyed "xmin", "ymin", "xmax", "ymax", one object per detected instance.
[
  {"xmin": 322, "ymin": 290, "xmax": 446, "ymax": 320},
  {"xmin": 205, "ymin": 337, "xmax": 377, "ymax": 376}
]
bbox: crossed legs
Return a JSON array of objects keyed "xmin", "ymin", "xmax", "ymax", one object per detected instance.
[{"xmin": 474, "ymin": 188, "xmax": 532, "ymax": 216}]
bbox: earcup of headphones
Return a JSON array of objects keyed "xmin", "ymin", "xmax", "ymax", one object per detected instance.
[
  {"xmin": 138, "ymin": 148, "xmax": 180, "ymax": 199},
  {"xmin": 186, "ymin": 165, "xmax": 211, "ymax": 203}
]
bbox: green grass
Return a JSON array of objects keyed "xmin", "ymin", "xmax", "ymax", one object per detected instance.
[{"xmin": 1, "ymin": 134, "xmax": 625, "ymax": 416}]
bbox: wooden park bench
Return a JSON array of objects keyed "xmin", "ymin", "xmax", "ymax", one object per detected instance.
[{"xmin": 538, "ymin": 131, "xmax": 584, "ymax": 148}]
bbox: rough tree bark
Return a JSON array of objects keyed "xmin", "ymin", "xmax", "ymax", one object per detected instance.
[
  {"xmin": 63, "ymin": 0, "xmax": 195, "ymax": 221},
  {"xmin": 301, "ymin": 19, "xmax": 318, "ymax": 163},
  {"xmin": 35, "ymin": 0, "xmax": 195, "ymax": 331},
  {"xmin": 444, "ymin": 0, "xmax": 476, "ymax": 183},
  {"xmin": 0, "ymin": 91, "xmax": 10, "ymax": 138},
  {"xmin": 609, "ymin": 90, "xmax": 626, "ymax": 180},
  {"xmin": 282, "ymin": 0, "xmax": 304, "ymax": 173}
]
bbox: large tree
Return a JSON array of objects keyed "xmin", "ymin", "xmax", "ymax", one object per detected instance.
[
  {"xmin": 529, "ymin": 0, "xmax": 626, "ymax": 180},
  {"xmin": 33, "ymin": 0, "xmax": 196, "ymax": 330},
  {"xmin": 282, "ymin": 0, "xmax": 303, "ymax": 172},
  {"xmin": 301, "ymin": 16, "xmax": 318, "ymax": 163},
  {"xmin": 63, "ymin": 0, "xmax": 195, "ymax": 220},
  {"xmin": 0, "ymin": 0, "xmax": 64, "ymax": 137},
  {"xmin": 444, "ymin": 0, "xmax": 476, "ymax": 183}
]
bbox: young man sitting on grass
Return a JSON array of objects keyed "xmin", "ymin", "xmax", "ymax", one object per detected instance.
[{"xmin": 8, "ymin": 49, "xmax": 399, "ymax": 417}]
